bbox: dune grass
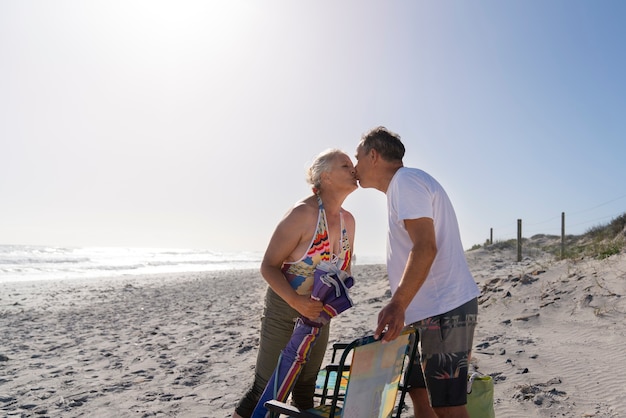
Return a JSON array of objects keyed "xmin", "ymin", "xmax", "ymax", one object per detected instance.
[{"xmin": 470, "ymin": 212, "xmax": 626, "ymax": 260}]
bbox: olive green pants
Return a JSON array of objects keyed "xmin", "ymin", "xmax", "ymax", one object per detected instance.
[{"xmin": 235, "ymin": 287, "xmax": 330, "ymax": 417}]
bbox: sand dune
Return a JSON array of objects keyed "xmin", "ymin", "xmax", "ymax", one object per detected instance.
[{"xmin": 1, "ymin": 246, "xmax": 625, "ymax": 417}]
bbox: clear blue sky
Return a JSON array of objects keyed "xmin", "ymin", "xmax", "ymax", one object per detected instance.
[{"xmin": 2, "ymin": 1, "xmax": 625, "ymax": 258}]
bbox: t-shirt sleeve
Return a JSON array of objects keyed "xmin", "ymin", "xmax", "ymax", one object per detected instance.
[{"xmin": 394, "ymin": 171, "xmax": 434, "ymax": 221}]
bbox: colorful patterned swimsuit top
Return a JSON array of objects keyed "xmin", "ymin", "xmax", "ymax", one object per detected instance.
[{"xmin": 281, "ymin": 195, "xmax": 351, "ymax": 296}]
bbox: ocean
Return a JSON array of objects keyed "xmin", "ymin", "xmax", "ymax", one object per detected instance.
[
  {"xmin": 0, "ymin": 245, "xmax": 385, "ymax": 283},
  {"xmin": 0, "ymin": 245, "xmax": 264, "ymax": 283}
]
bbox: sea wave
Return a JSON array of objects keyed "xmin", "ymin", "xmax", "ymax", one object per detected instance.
[{"xmin": 0, "ymin": 245, "xmax": 264, "ymax": 283}]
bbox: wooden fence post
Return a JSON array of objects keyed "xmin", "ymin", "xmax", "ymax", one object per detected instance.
[
  {"xmin": 561, "ymin": 212, "xmax": 565, "ymax": 259},
  {"xmin": 517, "ymin": 219, "xmax": 522, "ymax": 262}
]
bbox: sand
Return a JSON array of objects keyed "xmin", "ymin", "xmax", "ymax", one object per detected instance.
[{"xmin": 1, "ymin": 246, "xmax": 626, "ymax": 417}]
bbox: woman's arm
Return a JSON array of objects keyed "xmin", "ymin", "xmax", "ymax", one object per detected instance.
[{"xmin": 260, "ymin": 202, "xmax": 324, "ymax": 320}]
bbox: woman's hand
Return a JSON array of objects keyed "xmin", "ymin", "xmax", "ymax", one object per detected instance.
[{"xmin": 292, "ymin": 295, "xmax": 324, "ymax": 320}]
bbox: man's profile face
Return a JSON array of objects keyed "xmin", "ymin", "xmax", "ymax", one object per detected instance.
[{"xmin": 354, "ymin": 145, "xmax": 372, "ymax": 188}]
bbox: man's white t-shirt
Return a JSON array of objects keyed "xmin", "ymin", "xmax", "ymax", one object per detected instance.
[{"xmin": 386, "ymin": 167, "xmax": 480, "ymax": 324}]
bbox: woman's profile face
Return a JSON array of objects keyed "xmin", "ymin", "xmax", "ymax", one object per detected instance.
[{"xmin": 325, "ymin": 153, "xmax": 357, "ymax": 191}]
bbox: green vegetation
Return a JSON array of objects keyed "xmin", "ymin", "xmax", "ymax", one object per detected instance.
[
  {"xmin": 561, "ymin": 213, "xmax": 626, "ymax": 259},
  {"xmin": 469, "ymin": 212, "xmax": 626, "ymax": 260}
]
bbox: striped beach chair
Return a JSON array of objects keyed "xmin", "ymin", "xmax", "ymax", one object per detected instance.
[{"xmin": 265, "ymin": 329, "xmax": 416, "ymax": 418}]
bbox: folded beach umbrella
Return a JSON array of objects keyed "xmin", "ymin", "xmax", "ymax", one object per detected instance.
[
  {"xmin": 251, "ymin": 262, "xmax": 354, "ymax": 418},
  {"xmin": 302, "ymin": 261, "xmax": 354, "ymax": 327}
]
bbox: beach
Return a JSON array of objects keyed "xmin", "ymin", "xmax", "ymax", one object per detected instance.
[{"xmin": 2, "ymin": 246, "xmax": 626, "ymax": 417}]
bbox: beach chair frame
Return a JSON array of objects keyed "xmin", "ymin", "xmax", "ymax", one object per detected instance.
[
  {"xmin": 265, "ymin": 329, "xmax": 416, "ymax": 418},
  {"xmin": 315, "ymin": 341, "xmax": 350, "ymax": 405}
]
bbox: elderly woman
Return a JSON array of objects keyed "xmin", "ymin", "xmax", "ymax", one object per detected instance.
[{"xmin": 232, "ymin": 149, "xmax": 357, "ymax": 418}]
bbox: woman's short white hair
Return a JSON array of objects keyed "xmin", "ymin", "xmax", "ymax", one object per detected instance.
[{"xmin": 306, "ymin": 148, "xmax": 345, "ymax": 191}]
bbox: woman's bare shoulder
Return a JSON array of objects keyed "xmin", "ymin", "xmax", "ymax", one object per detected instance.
[{"xmin": 280, "ymin": 196, "xmax": 318, "ymax": 225}]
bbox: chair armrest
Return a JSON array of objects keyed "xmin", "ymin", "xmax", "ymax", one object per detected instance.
[
  {"xmin": 324, "ymin": 364, "xmax": 351, "ymax": 372},
  {"xmin": 330, "ymin": 342, "xmax": 350, "ymax": 362},
  {"xmin": 332, "ymin": 342, "xmax": 350, "ymax": 350}
]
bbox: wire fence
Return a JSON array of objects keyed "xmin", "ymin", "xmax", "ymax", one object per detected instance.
[
  {"xmin": 484, "ymin": 193, "xmax": 626, "ymax": 261},
  {"xmin": 487, "ymin": 193, "xmax": 626, "ymax": 243}
]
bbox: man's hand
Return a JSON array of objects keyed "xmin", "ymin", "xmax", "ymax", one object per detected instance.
[
  {"xmin": 292, "ymin": 295, "xmax": 324, "ymax": 320},
  {"xmin": 374, "ymin": 301, "xmax": 405, "ymax": 342}
]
